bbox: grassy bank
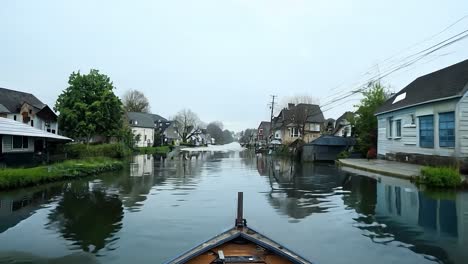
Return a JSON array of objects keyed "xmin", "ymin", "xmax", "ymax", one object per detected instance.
[
  {"xmin": 0, "ymin": 158, "xmax": 124, "ymax": 190},
  {"xmin": 419, "ymin": 166, "xmax": 462, "ymax": 188},
  {"xmin": 137, "ymin": 146, "xmax": 171, "ymax": 154}
]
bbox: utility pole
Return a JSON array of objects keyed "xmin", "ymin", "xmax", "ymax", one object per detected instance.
[{"xmin": 268, "ymin": 95, "xmax": 277, "ymax": 143}]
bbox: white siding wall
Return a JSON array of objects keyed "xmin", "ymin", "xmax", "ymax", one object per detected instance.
[
  {"xmin": 377, "ymin": 99, "xmax": 458, "ymax": 157},
  {"xmin": 2, "ymin": 135, "xmax": 35, "ymax": 153},
  {"xmin": 457, "ymin": 92, "xmax": 468, "ymax": 157},
  {"xmin": 132, "ymin": 127, "xmax": 154, "ymax": 147},
  {"xmin": 5, "ymin": 113, "xmax": 58, "ymax": 133}
]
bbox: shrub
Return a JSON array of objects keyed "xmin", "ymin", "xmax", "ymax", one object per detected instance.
[
  {"xmin": 420, "ymin": 166, "xmax": 461, "ymax": 188},
  {"xmin": 65, "ymin": 143, "xmax": 131, "ymax": 159},
  {"xmin": 337, "ymin": 150, "xmax": 350, "ymax": 159},
  {"xmin": 137, "ymin": 146, "xmax": 170, "ymax": 154},
  {"xmin": 366, "ymin": 147, "xmax": 377, "ymax": 159}
]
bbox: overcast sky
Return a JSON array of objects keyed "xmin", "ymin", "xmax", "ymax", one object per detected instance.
[{"xmin": 1, "ymin": 0, "xmax": 468, "ymax": 131}]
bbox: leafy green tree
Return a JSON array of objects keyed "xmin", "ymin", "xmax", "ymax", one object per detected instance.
[
  {"xmin": 351, "ymin": 82, "xmax": 389, "ymax": 155},
  {"xmin": 55, "ymin": 69, "xmax": 124, "ymax": 142}
]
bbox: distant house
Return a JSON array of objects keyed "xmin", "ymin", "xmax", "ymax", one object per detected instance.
[
  {"xmin": 0, "ymin": 87, "xmax": 59, "ymax": 134},
  {"xmin": 126, "ymin": 112, "xmax": 167, "ymax": 147},
  {"xmin": 375, "ymin": 59, "xmax": 468, "ymax": 165},
  {"xmin": 162, "ymin": 122, "xmax": 181, "ymax": 146},
  {"xmin": 272, "ymin": 103, "xmax": 325, "ymax": 145},
  {"xmin": 333, "ymin": 112, "xmax": 354, "ymax": 137},
  {"xmin": 257, "ymin": 121, "xmax": 270, "ymax": 146},
  {"xmin": 0, "ymin": 117, "xmax": 71, "ymax": 162}
]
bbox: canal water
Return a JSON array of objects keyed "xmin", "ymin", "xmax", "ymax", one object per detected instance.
[{"xmin": 0, "ymin": 146, "xmax": 467, "ymax": 264}]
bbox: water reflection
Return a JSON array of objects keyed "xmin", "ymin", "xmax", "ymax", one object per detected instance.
[
  {"xmin": 46, "ymin": 181, "xmax": 124, "ymax": 253},
  {"xmin": 1, "ymin": 152, "xmax": 468, "ymax": 264},
  {"xmin": 256, "ymin": 155, "xmax": 468, "ymax": 264},
  {"xmin": 257, "ymin": 156, "xmax": 350, "ymax": 219}
]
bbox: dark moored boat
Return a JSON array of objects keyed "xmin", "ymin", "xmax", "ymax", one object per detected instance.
[{"xmin": 165, "ymin": 192, "xmax": 312, "ymax": 264}]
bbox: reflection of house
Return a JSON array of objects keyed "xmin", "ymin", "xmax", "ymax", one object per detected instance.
[
  {"xmin": 0, "ymin": 87, "xmax": 59, "ymax": 133},
  {"xmin": 257, "ymin": 121, "xmax": 270, "ymax": 145},
  {"xmin": 0, "ymin": 187, "xmax": 60, "ymax": 233},
  {"xmin": 130, "ymin": 154, "xmax": 154, "ymax": 177},
  {"xmin": 375, "ymin": 59, "xmax": 468, "ymax": 164},
  {"xmin": 127, "ymin": 112, "xmax": 167, "ymax": 147},
  {"xmin": 272, "ymin": 103, "xmax": 325, "ymax": 145},
  {"xmin": 333, "ymin": 112, "xmax": 353, "ymax": 137},
  {"xmin": 375, "ymin": 176, "xmax": 468, "ymax": 263},
  {"xmin": 0, "ymin": 117, "xmax": 71, "ymax": 162}
]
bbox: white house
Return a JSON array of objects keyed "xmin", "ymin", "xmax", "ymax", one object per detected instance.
[
  {"xmin": 127, "ymin": 112, "xmax": 167, "ymax": 147},
  {"xmin": 0, "ymin": 117, "xmax": 71, "ymax": 159},
  {"xmin": 333, "ymin": 112, "xmax": 353, "ymax": 137},
  {"xmin": 0, "ymin": 87, "xmax": 59, "ymax": 133},
  {"xmin": 375, "ymin": 59, "xmax": 468, "ymax": 164}
]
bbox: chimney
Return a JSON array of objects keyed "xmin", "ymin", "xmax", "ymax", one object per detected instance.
[{"xmin": 288, "ymin": 103, "xmax": 295, "ymax": 109}]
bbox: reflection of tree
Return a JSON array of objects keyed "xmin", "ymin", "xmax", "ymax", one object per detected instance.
[{"xmin": 47, "ymin": 182, "xmax": 123, "ymax": 253}]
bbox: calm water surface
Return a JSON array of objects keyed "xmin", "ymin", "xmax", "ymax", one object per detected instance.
[{"xmin": 0, "ymin": 148, "xmax": 467, "ymax": 264}]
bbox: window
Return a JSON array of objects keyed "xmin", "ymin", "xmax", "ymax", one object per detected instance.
[
  {"xmin": 31, "ymin": 120, "xmax": 34, "ymax": 127},
  {"xmin": 290, "ymin": 127, "xmax": 300, "ymax": 137},
  {"xmin": 396, "ymin": 120, "xmax": 401, "ymax": 137},
  {"xmin": 439, "ymin": 112, "xmax": 455, "ymax": 147},
  {"xmin": 52, "ymin": 129, "xmax": 56, "ymax": 134},
  {"xmin": 12, "ymin": 136, "xmax": 28, "ymax": 149},
  {"xmin": 387, "ymin": 117, "xmax": 393, "ymax": 138},
  {"xmin": 259, "ymin": 129, "xmax": 263, "ymax": 135},
  {"xmin": 419, "ymin": 115, "xmax": 434, "ymax": 148},
  {"xmin": 13, "ymin": 115, "xmax": 16, "ymax": 121},
  {"xmin": 410, "ymin": 114, "xmax": 415, "ymax": 125}
]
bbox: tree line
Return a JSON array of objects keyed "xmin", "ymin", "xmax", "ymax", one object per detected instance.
[{"xmin": 54, "ymin": 69, "xmax": 235, "ymax": 146}]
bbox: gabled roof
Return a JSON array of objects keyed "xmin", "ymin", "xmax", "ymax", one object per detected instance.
[
  {"xmin": 333, "ymin": 112, "xmax": 353, "ymax": 134},
  {"xmin": 126, "ymin": 112, "xmax": 167, "ymax": 128},
  {"xmin": 0, "ymin": 117, "xmax": 71, "ymax": 141},
  {"xmin": 376, "ymin": 58, "xmax": 468, "ymax": 115},
  {"xmin": 277, "ymin": 104, "xmax": 325, "ymax": 124},
  {"xmin": 0, "ymin": 87, "xmax": 46, "ymax": 113},
  {"xmin": 258, "ymin": 121, "xmax": 270, "ymax": 129}
]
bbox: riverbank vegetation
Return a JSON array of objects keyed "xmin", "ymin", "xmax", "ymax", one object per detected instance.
[
  {"xmin": 137, "ymin": 146, "xmax": 171, "ymax": 154},
  {"xmin": 64, "ymin": 143, "xmax": 132, "ymax": 159},
  {"xmin": 419, "ymin": 166, "xmax": 462, "ymax": 188},
  {"xmin": 0, "ymin": 158, "xmax": 124, "ymax": 190},
  {"xmin": 350, "ymin": 82, "xmax": 389, "ymax": 157}
]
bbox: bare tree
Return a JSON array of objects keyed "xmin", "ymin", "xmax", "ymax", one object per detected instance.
[
  {"xmin": 173, "ymin": 109, "xmax": 201, "ymax": 143},
  {"xmin": 122, "ymin": 89, "xmax": 150, "ymax": 113}
]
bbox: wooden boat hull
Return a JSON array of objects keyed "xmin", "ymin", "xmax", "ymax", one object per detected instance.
[{"xmin": 165, "ymin": 226, "xmax": 312, "ymax": 264}]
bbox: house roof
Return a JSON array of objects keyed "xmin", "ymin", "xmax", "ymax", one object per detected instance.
[
  {"xmin": 279, "ymin": 104, "xmax": 325, "ymax": 124},
  {"xmin": 0, "ymin": 104, "xmax": 10, "ymax": 113},
  {"xmin": 333, "ymin": 112, "xmax": 354, "ymax": 134},
  {"xmin": 258, "ymin": 121, "xmax": 270, "ymax": 129},
  {"xmin": 0, "ymin": 117, "xmax": 71, "ymax": 141},
  {"xmin": 376, "ymin": 58, "xmax": 468, "ymax": 115},
  {"xmin": 126, "ymin": 112, "xmax": 167, "ymax": 128},
  {"xmin": 0, "ymin": 87, "xmax": 46, "ymax": 113},
  {"xmin": 306, "ymin": 135, "xmax": 355, "ymax": 146}
]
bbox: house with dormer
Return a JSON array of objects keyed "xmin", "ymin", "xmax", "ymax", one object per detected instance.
[
  {"xmin": 375, "ymin": 59, "xmax": 468, "ymax": 165},
  {"xmin": 0, "ymin": 87, "xmax": 59, "ymax": 133}
]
